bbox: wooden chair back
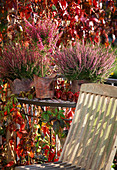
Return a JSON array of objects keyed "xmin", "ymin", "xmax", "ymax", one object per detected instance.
[{"xmin": 59, "ymin": 83, "xmax": 117, "ymax": 170}]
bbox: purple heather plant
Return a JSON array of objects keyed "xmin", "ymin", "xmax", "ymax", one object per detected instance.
[
  {"xmin": 0, "ymin": 43, "xmax": 45, "ymax": 81},
  {"xmin": 24, "ymin": 17, "xmax": 62, "ymax": 76},
  {"xmin": 53, "ymin": 42, "xmax": 116, "ymax": 82}
]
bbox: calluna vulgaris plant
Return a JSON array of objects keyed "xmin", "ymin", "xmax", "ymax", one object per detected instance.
[
  {"xmin": 0, "ymin": 43, "xmax": 46, "ymax": 80},
  {"xmin": 53, "ymin": 42, "xmax": 116, "ymax": 82},
  {"xmin": 24, "ymin": 17, "xmax": 61, "ymax": 51}
]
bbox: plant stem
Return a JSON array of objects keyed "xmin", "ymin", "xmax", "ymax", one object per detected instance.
[{"xmin": 41, "ymin": 57, "xmax": 44, "ymax": 77}]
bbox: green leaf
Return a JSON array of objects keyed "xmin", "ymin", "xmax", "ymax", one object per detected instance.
[
  {"xmin": 57, "ymin": 114, "xmax": 61, "ymax": 120},
  {"xmin": 4, "ymin": 106, "xmax": 7, "ymax": 111},
  {"xmin": 54, "ymin": 108, "xmax": 58, "ymax": 115},
  {"xmin": 28, "ymin": 94, "xmax": 33, "ymax": 100},
  {"xmin": 22, "ymin": 114, "xmax": 25, "ymax": 119},
  {"xmin": 47, "ymin": 110, "xmax": 52, "ymax": 115},
  {"xmin": 52, "ymin": 5, "xmax": 57, "ymax": 11},
  {"xmin": 59, "ymin": 109, "xmax": 64, "ymax": 114},
  {"xmin": 0, "ymin": 128, "xmax": 4, "ymax": 135},
  {"xmin": 60, "ymin": 113, "xmax": 65, "ymax": 119},
  {"xmin": 43, "ymin": 113, "xmax": 49, "ymax": 122},
  {"xmin": 36, "ymin": 141, "xmax": 39, "ymax": 148},
  {"xmin": 14, "ymin": 97, "xmax": 18, "ymax": 104}
]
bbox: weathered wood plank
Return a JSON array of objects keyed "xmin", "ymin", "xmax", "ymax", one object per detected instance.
[
  {"xmin": 74, "ymin": 94, "xmax": 101, "ymax": 166},
  {"xmin": 15, "ymin": 162, "xmax": 77, "ymax": 170},
  {"xmin": 85, "ymin": 97, "xmax": 115, "ymax": 170},
  {"xmin": 17, "ymin": 97, "xmax": 76, "ymax": 108},
  {"xmin": 81, "ymin": 83, "xmax": 117, "ymax": 98}
]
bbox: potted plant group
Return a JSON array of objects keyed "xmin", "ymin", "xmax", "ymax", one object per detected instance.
[
  {"xmin": 0, "ymin": 17, "xmax": 62, "ymax": 98},
  {"xmin": 53, "ymin": 42, "xmax": 116, "ymax": 93}
]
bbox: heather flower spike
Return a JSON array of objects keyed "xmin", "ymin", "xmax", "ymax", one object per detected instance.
[{"xmin": 53, "ymin": 42, "xmax": 116, "ymax": 82}]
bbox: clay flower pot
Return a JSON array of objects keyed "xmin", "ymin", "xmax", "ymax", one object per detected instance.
[
  {"xmin": 34, "ymin": 75, "xmax": 56, "ymax": 99},
  {"xmin": 71, "ymin": 80, "xmax": 91, "ymax": 93},
  {"xmin": 8, "ymin": 78, "xmax": 33, "ymax": 95}
]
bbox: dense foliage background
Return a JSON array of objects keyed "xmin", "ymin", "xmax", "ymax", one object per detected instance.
[{"xmin": 0, "ymin": 0, "xmax": 117, "ymax": 169}]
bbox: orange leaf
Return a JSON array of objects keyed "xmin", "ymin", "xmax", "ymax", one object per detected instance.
[{"xmin": 29, "ymin": 151, "xmax": 34, "ymax": 158}]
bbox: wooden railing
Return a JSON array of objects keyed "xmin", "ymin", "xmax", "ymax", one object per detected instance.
[{"xmin": 105, "ymin": 78, "xmax": 117, "ymax": 86}]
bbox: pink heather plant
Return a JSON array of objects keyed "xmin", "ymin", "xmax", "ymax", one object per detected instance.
[
  {"xmin": 0, "ymin": 43, "xmax": 45, "ymax": 81},
  {"xmin": 53, "ymin": 42, "xmax": 116, "ymax": 82},
  {"xmin": 24, "ymin": 17, "xmax": 62, "ymax": 76}
]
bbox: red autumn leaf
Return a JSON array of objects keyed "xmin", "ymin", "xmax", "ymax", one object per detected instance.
[
  {"xmin": 59, "ymin": 0, "xmax": 68, "ymax": 10},
  {"xmin": 48, "ymin": 151, "xmax": 55, "ymax": 162},
  {"xmin": 61, "ymin": 92, "xmax": 67, "ymax": 101},
  {"xmin": 20, "ymin": 130, "xmax": 27, "ymax": 134},
  {"xmin": 4, "ymin": 111, "xmax": 7, "ymax": 115},
  {"xmin": 51, "ymin": 0, "xmax": 58, "ymax": 6},
  {"xmin": 25, "ymin": 10, "xmax": 32, "ymax": 20},
  {"xmin": 15, "ymin": 147, "xmax": 24, "ymax": 157},
  {"xmin": 9, "ymin": 139, "xmax": 14, "ymax": 145},
  {"xmin": 20, "ymin": 11, "xmax": 24, "ymax": 19},
  {"xmin": 10, "ymin": 108, "xmax": 15, "ymax": 112},
  {"xmin": 73, "ymin": 92, "xmax": 80, "ymax": 102},
  {"xmin": 57, "ymin": 148, "xmax": 62, "ymax": 156},
  {"xmin": 45, "ymin": 149, "xmax": 49, "ymax": 155},
  {"xmin": 12, "ymin": 104, "xmax": 16, "ymax": 107},
  {"xmin": 94, "ymin": 32, "xmax": 100, "ymax": 43},
  {"xmin": 20, "ymin": 123, "xmax": 25, "ymax": 130},
  {"xmin": 54, "ymin": 158, "xmax": 59, "ymax": 162},
  {"xmin": 41, "ymin": 126, "xmax": 49, "ymax": 135},
  {"xmin": 28, "ymin": 117, "xmax": 31, "ymax": 127},
  {"xmin": 67, "ymin": 91, "xmax": 74, "ymax": 101},
  {"xmin": 67, "ymin": 110, "xmax": 73, "ymax": 119},
  {"xmin": 43, "ymin": 145, "xmax": 50, "ymax": 150},
  {"xmin": 61, "ymin": 80, "xmax": 65, "ymax": 86},
  {"xmin": 17, "ymin": 131, "xmax": 23, "ymax": 139},
  {"xmin": 55, "ymin": 89, "xmax": 62, "ymax": 99},
  {"xmin": 5, "ymin": 161, "xmax": 14, "ymax": 167}
]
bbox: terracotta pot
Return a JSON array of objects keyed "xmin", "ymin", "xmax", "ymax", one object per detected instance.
[
  {"xmin": 8, "ymin": 78, "xmax": 33, "ymax": 94},
  {"xmin": 34, "ymin": 75, "xmax": 56, "ymax": 99},
  {"xmin": 71, "ymin": 80, "xmax": 90, "ymax": 93}
]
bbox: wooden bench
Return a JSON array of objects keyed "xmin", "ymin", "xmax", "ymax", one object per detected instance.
[{"xmin": 15, "ymin": 83, "xmax": 117, "ymax": 170}]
